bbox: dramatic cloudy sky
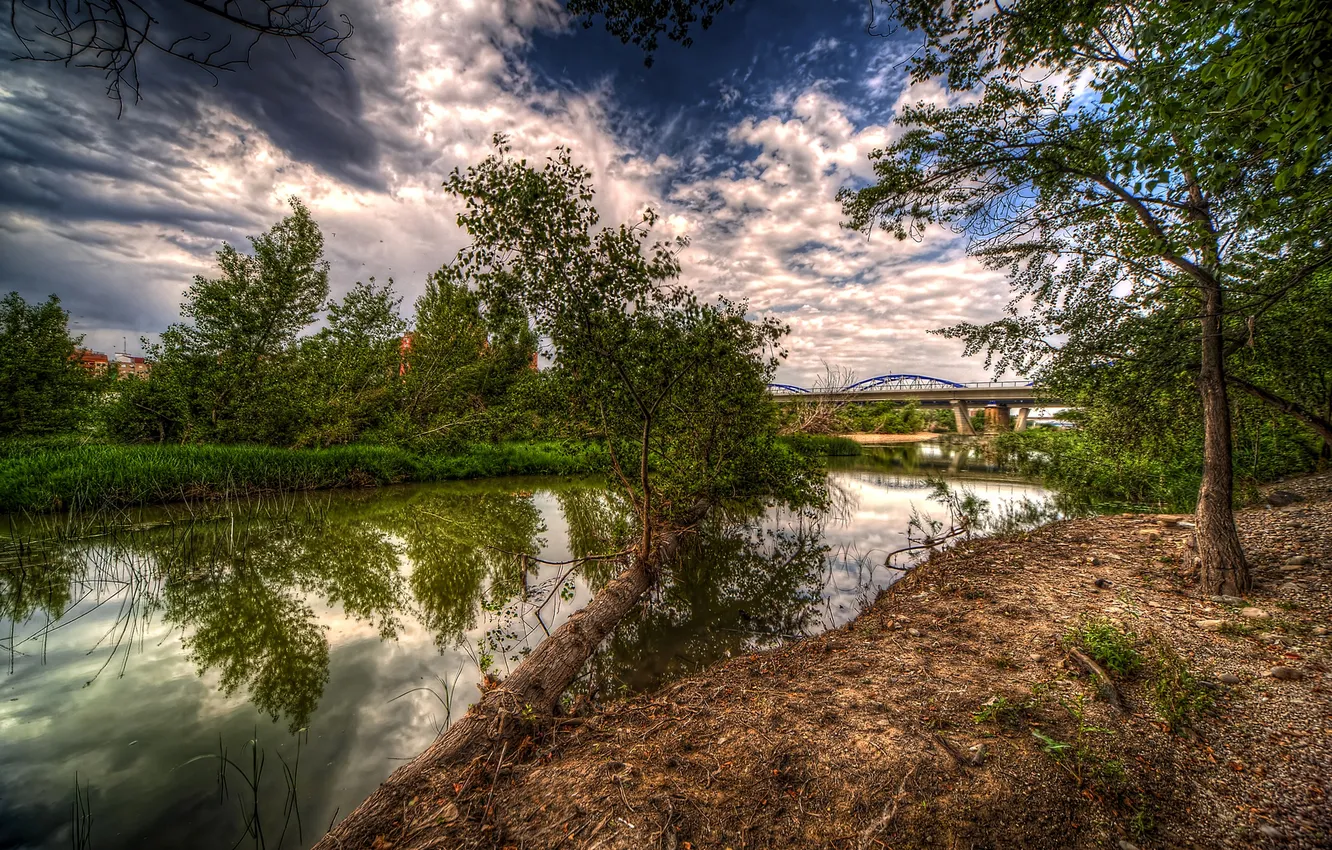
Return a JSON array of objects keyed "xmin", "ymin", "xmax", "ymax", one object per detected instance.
[{"xmin": 0, "ymin": 0, "xmax": 1013, "ymax": 386}]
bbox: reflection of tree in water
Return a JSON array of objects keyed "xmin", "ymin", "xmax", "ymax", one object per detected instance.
[
  {"xmin": 171, "ymin": 575, "xmax": 329, "ymax": 732},
  {"xmin": 158, "ymin": 509, "xmax": 408, "ymax": 731},
  {"xmin": 0, "ymin": 537, "xmax": 82, "ymax": 625},
  {"xmin": 584, "ymin": 507, "xmax": 828, "ymax": 694},
  {"xmin": 555, "ymin": 488, "xmax": 637, "ymax": 588},
  {"xmin": 398, "ymin": 489, "xmax": 546, "ymax": 648}
]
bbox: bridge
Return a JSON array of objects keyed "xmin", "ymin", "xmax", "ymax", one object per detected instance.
[{"xmin": 768, "ymin": 374, "xmax": 1064, "ymax": 435}]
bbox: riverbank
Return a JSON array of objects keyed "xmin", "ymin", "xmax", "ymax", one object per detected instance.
[
  {"xmin": 0, "ymin": 440, "xmax": 610, "ymax": 513},
  {"xmin": 845, "ymin": 431, "xmax": 941, "ymax": 445},
  {"xmin": 348, "ymin": 473, "xmax": 1332, "ymax": 849},
  {"xmin": 0, "ymin": 435, "xmax": 850, "ymax": 514}
]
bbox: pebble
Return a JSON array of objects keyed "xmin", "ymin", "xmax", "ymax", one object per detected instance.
[
  {"xmin": 1030, "ymin": 653, "xmax": 1045, "ymax": 663},
  {"xmin": 1196, "ymin": 619, "xmax": 1225, "ymax": 631},
  {"xmin": 1269, "ymin": 666, "xmax": 1303, "ymax": 681},
  {"xmin": 1240, "ymin": 607, "xmax": 1269, "ymax": 619},
  {"xmin": 1218, "ymin": 673, "xmax": 1241, "ymax": 685},
  {"xmin": 1283, "ymin": 555, "xmax": 1312, "ymax": 566}
]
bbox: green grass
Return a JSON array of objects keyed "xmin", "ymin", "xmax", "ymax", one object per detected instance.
[
  {"xmin": 0, "ymin": 439, "xmax": 609, "ymax": 513},
  {"xmin": 1063, "ymin": 616, "xmax": 1143, "ymax": 676},
  {"xmin": 1147, "ymin": 638, "xmax": 1214, "ymax": 731},
  {"xmin": 777, "ymin": 434, "xmax": 862, "ymax": 457}
]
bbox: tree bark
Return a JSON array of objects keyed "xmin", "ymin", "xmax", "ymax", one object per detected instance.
[
  {"xmin": 313, "ymin": 531, "xmax": 690, "ymax": 849},
  {"xmin": 1227, "ymin": 376, "xmax": 1332, "ymax": 451},
  {"xmin": 1196, "ymin": 282, "xmax": 1249, "ymax": 596}
]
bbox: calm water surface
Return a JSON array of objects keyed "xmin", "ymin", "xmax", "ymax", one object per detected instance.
[{"xmin": 1, "ymin": 442, "xmax": 1047, "ymax": 849}]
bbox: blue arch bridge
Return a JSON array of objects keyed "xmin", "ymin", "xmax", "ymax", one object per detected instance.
[{"xmin": 767, "ymin": 373, "xmax": 1064, "ymax": 435}]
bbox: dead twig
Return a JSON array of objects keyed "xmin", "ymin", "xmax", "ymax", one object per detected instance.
[
  {"xmin": 857, "ymin": 764, "xmax": 918, "ymax": 850},
  {"xmin": 1067, "ymin": 647, "xmax": 1124, "ymax": 712}
]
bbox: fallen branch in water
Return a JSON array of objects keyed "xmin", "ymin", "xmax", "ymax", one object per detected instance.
[{"xmin": 313, "ymin": 524, "xmax": 696, "ymax": 849}]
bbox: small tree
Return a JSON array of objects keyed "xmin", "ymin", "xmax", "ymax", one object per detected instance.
[
  {"xmin": 443, "ymin": 137, "xmax": 800, "ymax": 559},
  {"xmin": 0, "ymin": 292, "xmax": 91, "ymax": 437}
]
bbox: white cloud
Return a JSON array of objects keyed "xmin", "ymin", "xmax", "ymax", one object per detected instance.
[
  {"xmin": 1, "ymin": 3, "xmax": 1015, "ymax": 384},
  {"xmin": 659, "ymin": 88, "xmax": 1009, "ymax": 385}
]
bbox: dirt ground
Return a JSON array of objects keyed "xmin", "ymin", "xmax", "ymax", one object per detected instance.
[{"xmin": 362, "ymin": 474, "xmax": 1332, "ymax": 850}]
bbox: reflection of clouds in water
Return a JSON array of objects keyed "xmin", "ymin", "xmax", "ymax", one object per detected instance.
[
  {"xmin": 813, "ymin": 475, "xmax": 1051, "ymax": 631},
  {"xmin": 0, "ymin": 465, "xmax": 1050, "ymax": 849}
]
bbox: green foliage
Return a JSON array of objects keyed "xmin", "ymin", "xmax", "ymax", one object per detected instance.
[
  {"xmin": 1064, "ymin": 616, "xmax": 1142, "ymax": 677},
  {"xmin": 1228, "ymin": 271, "xmax": 1332, "ymax": 450},
  {"xmin": 295, "ymin": 277, "xmax": 407, "ymax": 447},
  {"xmin": 777, "ymin": 434, "xmax": 862, "ymax": 457},
  {"xmin": 998, "ymin": 377, "xmax": 1322, "ymax": 512},
  {"xmin": 1147, "ymin": 639, "xmax": 1214, "ymax": 731},
  {"xmin": 441, "ymin": 137, "xmax": 821, "ymax": 535},
  {"xmin": 0, "ymin": 292, "xmax": 93, "ymax": 437},
  {"xmin": 0, "ymin": 439, "xmax": 609, "ymax": 513}
]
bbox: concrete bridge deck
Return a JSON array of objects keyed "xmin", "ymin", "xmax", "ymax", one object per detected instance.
[{"xmin": 767, "ymin": 375, "xmax": 1065, "ymax": 435}]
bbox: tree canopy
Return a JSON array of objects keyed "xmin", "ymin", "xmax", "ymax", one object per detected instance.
[
  {"xmin": 441, "ymin": 137, "xmax": 815, "ymax": 554},
  {"xmin": 831, "ymin": 0, "xmax": 1332, "ymax": 595},
  {"xmin": 0, "ymin": 292, "xmax": 92, "ymax": 437}
]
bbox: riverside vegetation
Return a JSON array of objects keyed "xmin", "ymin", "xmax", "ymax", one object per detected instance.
[
  {"xmin": 0, "ymin": 194, "xmax": 829, "ymax": 514},
  {"xmin": 4, "ymin": 0, "xmax": 1331, "ymax": 847}
]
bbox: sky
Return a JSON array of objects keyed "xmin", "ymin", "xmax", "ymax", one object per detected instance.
[{"xmin": 0, "ymin": 0, "xmax": 1013, "ymax": 387}]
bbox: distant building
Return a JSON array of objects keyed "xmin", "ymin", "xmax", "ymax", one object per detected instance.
[
  {"xmin": 73, "ymin": 349, "xmax": 109, "ymax": 375},
  {"xmin": 399, "ymin": 333, "xmax": 414, "ymax": 376},
  {"xmin": 112, "ymin": 352, "xmax": 151, "ymax": 379}
]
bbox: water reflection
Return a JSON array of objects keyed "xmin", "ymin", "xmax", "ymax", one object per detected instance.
[{"xmin": 0, "ymin": 441, "xmax": 1050, "ymax": 850}]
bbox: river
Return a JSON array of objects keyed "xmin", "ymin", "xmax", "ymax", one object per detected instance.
[{"xmin": 0, "ymin": 441, "xmax": 1048, "ymax": 849}]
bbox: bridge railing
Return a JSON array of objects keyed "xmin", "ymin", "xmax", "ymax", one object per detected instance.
[{"xmin": 768, "ymin": 379, "xmax": 1037, "ymax": 394}]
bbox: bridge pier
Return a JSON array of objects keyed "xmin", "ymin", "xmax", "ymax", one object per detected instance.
[
  {"xmin": 951, "ymin": 401, "xmax": 976, "ymax": 435},
  {"xmin": 984, "ymin": 404, "xmax": 1011, "ymax": 434},
  {"xmin": 1014, "ymin": 407, "xmax": 1030, "ymax": 432}
]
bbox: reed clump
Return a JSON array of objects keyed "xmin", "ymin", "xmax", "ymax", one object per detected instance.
[{"xmin": 0, "ymin": 440, "xmax": 609, "ymax": 513}]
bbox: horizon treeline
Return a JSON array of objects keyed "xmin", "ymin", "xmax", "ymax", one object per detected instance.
[{"xmin": 1, "ymin": 199, "xmax": 562, "ymax": 449}]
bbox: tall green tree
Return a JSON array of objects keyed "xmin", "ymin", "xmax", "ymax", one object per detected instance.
[
  {"xmin": 834, "ymin": 1, "xmax": 1332, "ymax": 596},
  {"xmin": 113, "ymin": 198, "xmax": 331, "ymax": 443},
  {"xmin": 0, "ymin": 292, "xmax": 91, "ymax": 437},
  {"xmin": 297, "ymin": 277, "xmax": 407, "ymax": 446}
]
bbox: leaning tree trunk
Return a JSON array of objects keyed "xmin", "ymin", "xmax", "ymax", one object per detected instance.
[
  {"xmin": 313, "ymin": 534, "xmax": 685, "ymax": 849},
  {"xmin": 1196, "ymin": 283, "xmax": 1249, "ymax": 596}
]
